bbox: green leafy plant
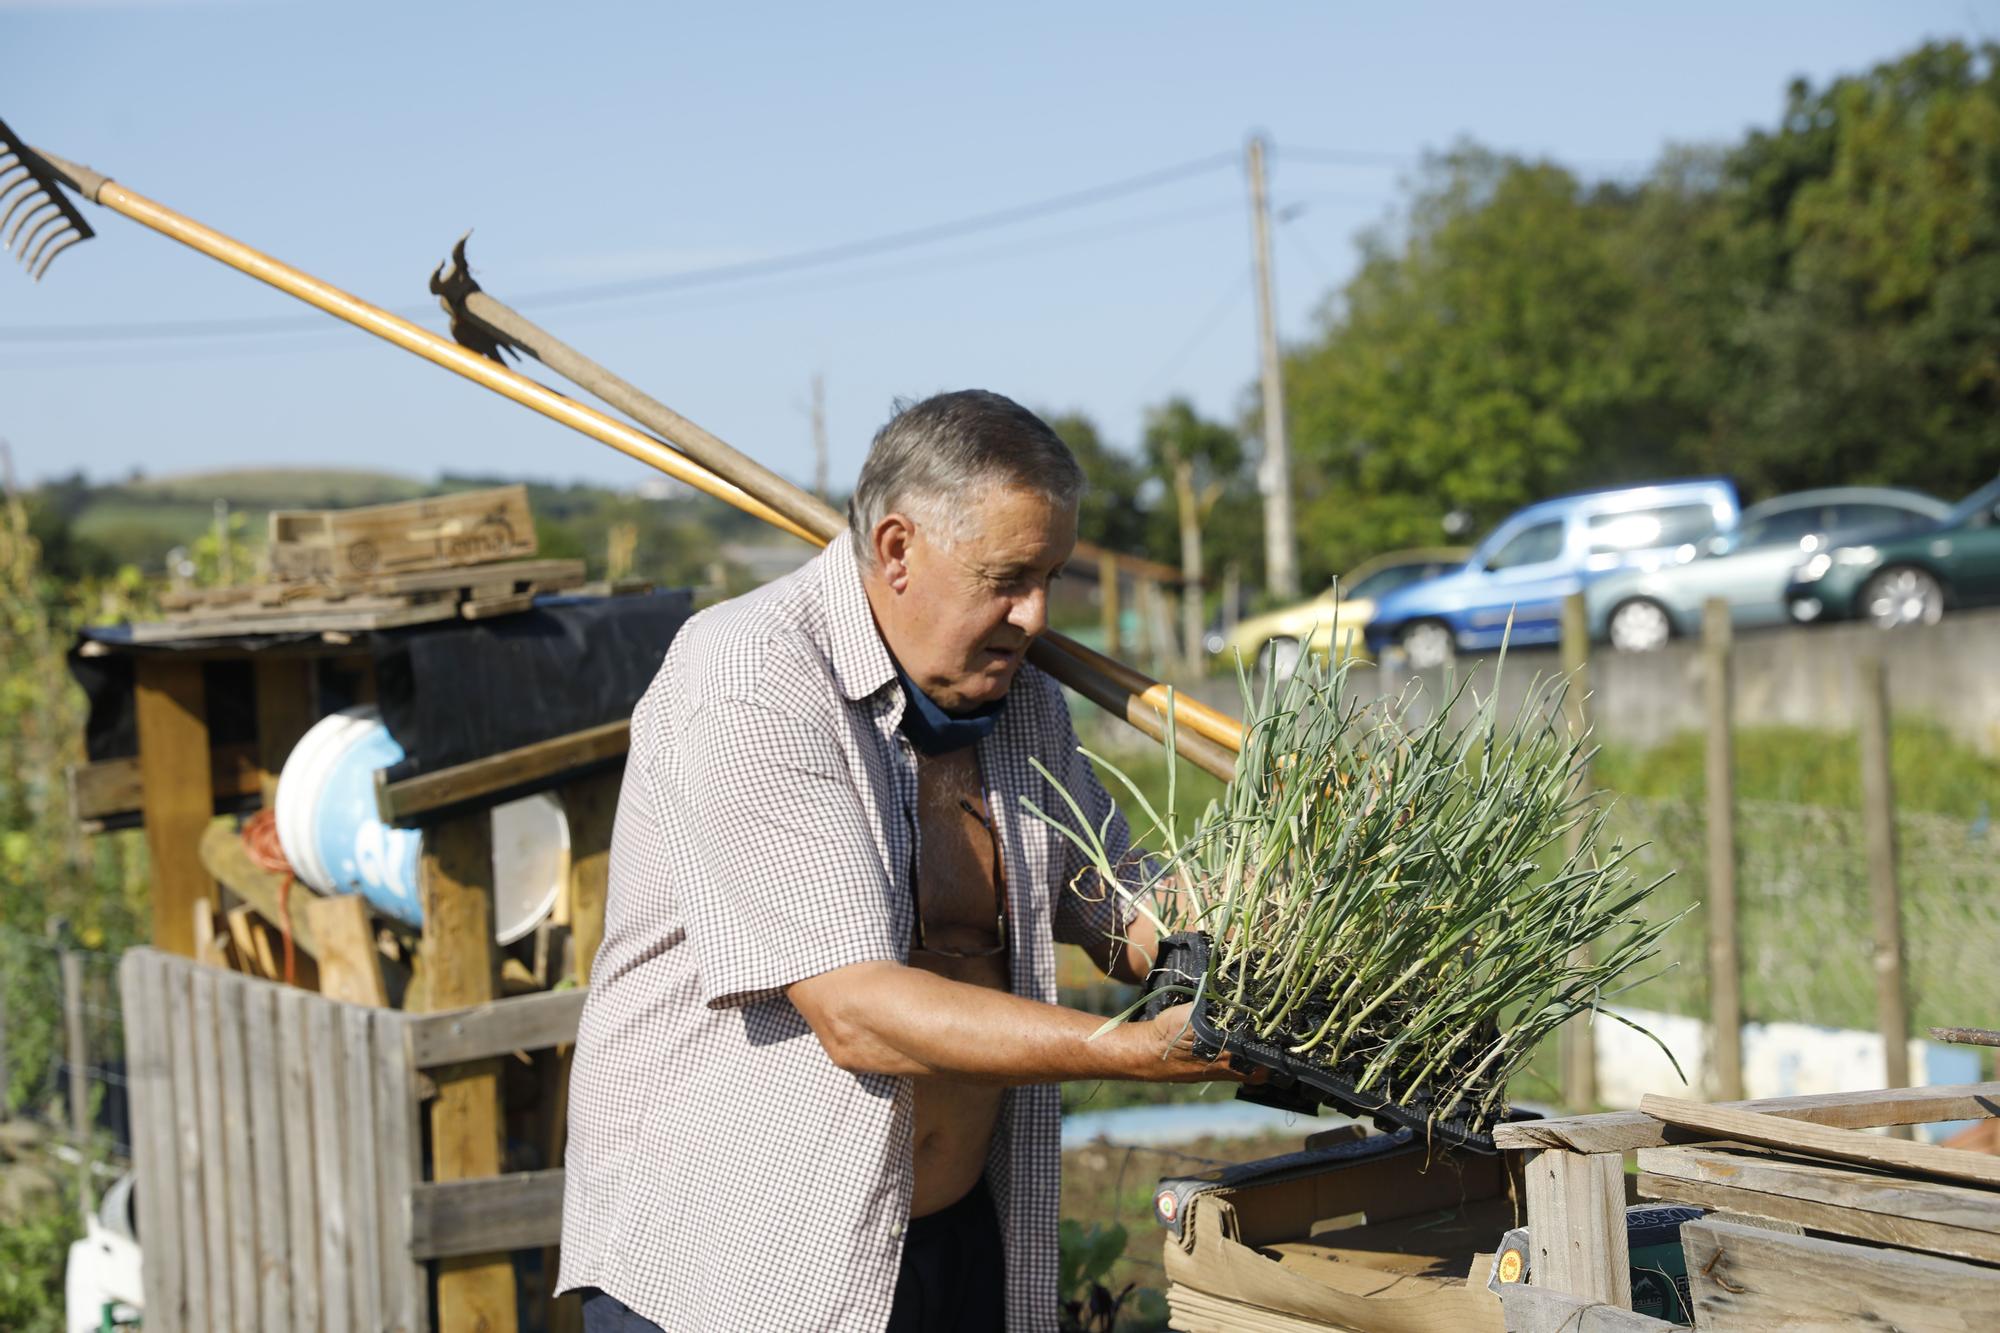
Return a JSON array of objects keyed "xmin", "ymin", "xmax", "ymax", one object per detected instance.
[
  {"xmin": 1030, "ymin": 643, "xmax": 1684, "ymax": 1129},
  {"xmin": 1057, "ymin": 1218, "xmax": 1137, "ymax": 1333}
]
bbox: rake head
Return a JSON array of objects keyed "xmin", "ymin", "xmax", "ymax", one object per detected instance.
[
  {"xmin": 430, "ymin": 233, "xmax": 528, "ymax": 366},
  {"xmin": 0, "ymin": 118, "xmax": 94, "ymax": 281}
]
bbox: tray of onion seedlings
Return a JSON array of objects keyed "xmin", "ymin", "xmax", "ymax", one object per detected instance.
[{"xmin": 1028, "ymin": 642, "xmax": 1685, "ymax": 1154}]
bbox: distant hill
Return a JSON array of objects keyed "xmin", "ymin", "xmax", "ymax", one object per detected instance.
[
  {"xmin": 36, "ymin": 465, "xmax": 811, "ymax": 591},
  {"xmin": 116, "ymin": 467, "xmax": 432, "ymax": 509}
]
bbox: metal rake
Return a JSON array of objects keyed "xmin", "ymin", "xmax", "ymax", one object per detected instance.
[{"xmin": 0, "ymin": 117, "xmax": 93, "ymax": 280}]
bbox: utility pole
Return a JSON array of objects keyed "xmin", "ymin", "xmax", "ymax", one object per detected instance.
[
  {"xmin": 1247, "ymin": 133, "xmax": 1298, "ymax": 600},
  {"xmin": 810, "ymin": 373, "xmax": 829, "ymax": 503}
]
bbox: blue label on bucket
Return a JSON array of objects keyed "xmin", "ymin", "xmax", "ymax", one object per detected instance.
[{"xmin": 311, "ymin": 723, "xmax": 425, "ymax": 928}]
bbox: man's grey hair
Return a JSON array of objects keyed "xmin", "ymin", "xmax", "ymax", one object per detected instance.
[{"xmin": 847, "ymin": 390, "xmax": 1085, "ymax": 551}]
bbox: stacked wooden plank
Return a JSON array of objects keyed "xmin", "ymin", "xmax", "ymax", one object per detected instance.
[
  {"xmin": 137, "ymin": 484, "xmax": 602, "ymax": 640},
  {"xmin": 1493, "ymin": 1084, "xmax": 2000, "ymax": 1332}
]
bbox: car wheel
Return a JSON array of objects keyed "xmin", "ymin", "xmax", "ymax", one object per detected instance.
[
  {"xmin": 1256, "ymin": 636, "xmax": 1304, "ymax": 681},
  {"xmin": 1400, "ymin": 620, "xmax": 1456, "ymax": 670},
  {"xmin": 1607, "ymin": 598, "xmax": 1674, "ymax": 653},
  {"xmin": 1860, "ymin": 566, "xmax": 1945, "ymax": 628}
]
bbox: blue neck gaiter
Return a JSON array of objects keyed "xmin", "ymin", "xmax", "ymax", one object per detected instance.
[{"xmin": 893, "ymin": 660, "xmax": 1006, "ymax": 756}]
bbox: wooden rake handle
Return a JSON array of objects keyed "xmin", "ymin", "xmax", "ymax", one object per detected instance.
[{"xmin": 33, "ymin": 148, "xmax": 1241, "ymax": 780}]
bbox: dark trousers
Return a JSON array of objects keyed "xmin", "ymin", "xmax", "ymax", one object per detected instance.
[
  {"xmin": 577, "ymin": 1179, "xmax": 1006, "ymax": 1333},
  {"xmin": 886, "ymin": 1177, "xmax": 1006, "ymax": 1333}
]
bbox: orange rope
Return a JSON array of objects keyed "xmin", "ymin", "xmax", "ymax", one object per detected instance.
[{"xmin": 241, "ymin": 808, "xmax": 299, "ymax": 985}]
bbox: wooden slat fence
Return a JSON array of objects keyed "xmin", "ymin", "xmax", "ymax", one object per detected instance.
[{"xmin": 121, "ymin": 947, "xmax": 589, "ymax": 1332}]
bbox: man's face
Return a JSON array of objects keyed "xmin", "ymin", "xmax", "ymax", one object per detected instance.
[{"xmin": 867, "ymin": 485, "xmax": 1078, "ymax": 711}]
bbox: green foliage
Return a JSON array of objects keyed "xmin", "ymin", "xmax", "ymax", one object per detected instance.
[
  {"xmin": 1595, "ymin": 720, "xmax": 2000, "ymax": 819},
  {"xmin": 0, "ymin": 1182, "xmax": 79, "ymax": 1333},
  {"xmin": 1058, "ymin": 1218, "xmax": 1156, "ymax": 1333},
  {"xmin": 1285, "ymin": 40, "xmax": 2000, "ymax": 583}
]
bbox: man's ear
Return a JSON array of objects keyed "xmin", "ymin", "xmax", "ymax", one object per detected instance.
[{"xmin": 872, "ymin": 513, "xmax": 916, "ymax": 593}]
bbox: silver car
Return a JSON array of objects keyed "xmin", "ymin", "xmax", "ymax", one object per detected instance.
[{"xmin": 1585, "ymin": 486, "xmax": 1949, "ymax": 651}]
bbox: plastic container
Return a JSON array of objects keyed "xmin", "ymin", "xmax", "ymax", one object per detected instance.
[
  {"xmin": 276, "ymin": 707, "xmax": 569, "ymax": 943},
  {"xmin": 1138, "ymin": 931, "xmax": 1511, "ymax": 1153}
]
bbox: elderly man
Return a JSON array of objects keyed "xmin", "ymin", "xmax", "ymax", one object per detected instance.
[{"xmin": 559, "ymin": 390, "xmax": 1235, "ymax": 1333}]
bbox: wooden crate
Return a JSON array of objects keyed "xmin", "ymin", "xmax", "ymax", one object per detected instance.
[
  {"xmin": 268, "ymin": 484, "xmax": 536, "ymax": 583},
  {"xmin": 1492, "ymin": 1084, "xmax": 2000, "ymax": 1332}
]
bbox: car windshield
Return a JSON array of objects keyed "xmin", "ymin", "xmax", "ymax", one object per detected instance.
[
  {"xmin": 1944, "ymin": 476, "xmax": 2000, "ymax": 529},
  {"xmin": 1344, "ymin": 562, "xmax": 1448, "ymax": 601}
]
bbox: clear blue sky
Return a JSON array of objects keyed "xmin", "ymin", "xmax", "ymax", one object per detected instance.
[{"xmin": 3, "ymin": 1, "xmax": 1991, "ymax": 493}]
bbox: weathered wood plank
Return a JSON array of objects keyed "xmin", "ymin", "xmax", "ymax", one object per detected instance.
[
  {"xmin": 421, "ymin": 811, "xmax": 519, "ymax": 1333},
  {"xmin": 268, "ymin": 483, "xmax": 536, "ymax": 583},
  {"xmin": 1522, "ymin": 1149, "xmax": 1631, "ymax": 1308},
  {"xmin": 241, "ymin": 985, "xmax": 292, "ymax": 1329},
  {"xmin": 166, "ymin": 958, "xmax": 210, "ymax": 1332},
  {"xmin": 378, "ymin": 719, "xmax": 629, "ymax": 824},
  {"xmin": 1638, "ymin": 1145, "xmax": 2000, "ymax": 1264},
  {"xmin": 198, "ymin": 821, "xmax": 320, "ymax": 959},
  {"xmin": 213, "ymin": 973, "xmax": 258, "ymax": 1333},
  {"xmin": 136, "ymin": 655, "xmax": 217, "ymax": 955},
  {"xmin": 120, "ymin": 951, "xmax": 184, "ymax": 1333},
  {"xmin": 340, "ymin": 1005, "xmax": 384, "ymax": 1331},
  {"xmin": 371, "ymin": 1009, "xmax": 426, "ymax": 1333},
  {"xmin": 1494, "ymin": 1081, "xmax": 2000, "ymax": 1153},
  {"xmin": 190, "ymin": 967, "xmax": 234, "ymax": 1329},
  {"xmin": 69, "ymin": 742, "xmax": 263, "ymax": 825},
  {"xmin": 1639, "ymin": 1093, "xmax": 2000, "ymax": 1188},
  {"xmin": 274, "ymin": 988, "xmax": 321, "ymax": 1333},
  {"xmin": 307, "ymin": 893, "xmax": 387, "ymax": 1007},
  {"xmin": 404, "ymin": 988, "xmax": 588, "ymax": 1069},
  {"xmin": 408, "ymin": 1169, "xmax": 568, "ymax": 1259},
  {"xmin": 1681, "ymin": 1217, "xmax": 2000, "ymax": 1330},
  {"xmin": 562, "ymin": 766, "xmax": 622, "ymax": 986},
  {"xmin": 306, "ymin": 998, "xmax": 351, "ymax": 1333},
  {"xmin": 1498, "ymin": 1284, "xmax": 1679, "ymax": 1332}
]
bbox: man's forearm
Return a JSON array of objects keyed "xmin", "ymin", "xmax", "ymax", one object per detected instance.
[{"xmin": 788, "ymin": 962, "xmax": 1164, "ymax": 1084}]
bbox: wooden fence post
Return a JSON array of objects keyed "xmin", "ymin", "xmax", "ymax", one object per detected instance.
[
  {"xmin": 421, "ymin": 812, "xmax": 519, "ymax": 1333},
  {"xmin": 1558, "ymin": 593, "xmax": 1598, "ymax": 1111},
  {"xmin": 135, "ymin": 657, "xmax": 216, "ymax": 957},
  {"xmin": 1098, "ymin": 551, "xmax": 1122, "ymax": 659},
  {"xmin": 1857, "ymin": 655, "xmax": 1911, "ymax": 1119},
  {"xmin": 61, "ymin": 948, "xmax": 91, "ymax": 1217},
  {"xmin": 1703, "ymin": 599, "xmax": 1744, "ymax": 1101}
]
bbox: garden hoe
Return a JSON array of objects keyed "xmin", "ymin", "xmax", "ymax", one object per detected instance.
[{"xmin": 0, "ymin": 118, "xmax": 1240, "ymax": 779}]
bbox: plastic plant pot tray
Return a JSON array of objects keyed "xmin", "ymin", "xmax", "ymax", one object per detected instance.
[{"xmin": 1138, "ymin": 931, "xmax": 1511, "ymax": 1155}]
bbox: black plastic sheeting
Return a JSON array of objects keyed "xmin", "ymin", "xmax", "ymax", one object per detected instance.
[{"xmin": 71, "ymin": 591, "xmax": 694, "ymax": 782}]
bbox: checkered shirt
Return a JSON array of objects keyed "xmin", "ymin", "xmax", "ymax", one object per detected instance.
[{"xmin": 558, "ymin": 538, "xmax": 1137, "ymax": 1333}]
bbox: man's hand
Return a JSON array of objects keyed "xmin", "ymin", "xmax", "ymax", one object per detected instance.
[{"xmin": 1123, "ymin": 1001, "xmax": 1248, "ymax": 1083}]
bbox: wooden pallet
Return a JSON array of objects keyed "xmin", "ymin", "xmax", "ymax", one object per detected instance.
[
  {"xmin": 1494, "ymin": 1084, "xmax": 2000, "ymax": 1332},
  {"xmin": 137, "ymin": 558, "xmax": 588, "ymax": 641},
  {"xmin": 267, "ymin": 484, "xmax": 536, "ymax": 583}
]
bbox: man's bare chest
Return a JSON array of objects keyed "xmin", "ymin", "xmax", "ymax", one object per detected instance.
[{"xmin": 912, "ymin": 749, "xmax": 1006, "ymax": 954}]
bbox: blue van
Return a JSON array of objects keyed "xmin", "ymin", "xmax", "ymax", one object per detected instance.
[{"xmin": 1363, "ymin": 479, "xmax": 1740, "ymax": 667}]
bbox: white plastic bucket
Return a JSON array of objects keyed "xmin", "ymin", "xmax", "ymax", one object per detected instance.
[{"xmin": 276, "ymin": 707, "xmax": 570, "ymax": 943}]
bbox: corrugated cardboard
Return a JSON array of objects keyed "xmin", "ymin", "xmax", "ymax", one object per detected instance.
[{"xmin": 1157, "ymin": 1130, "xmax": 1514, "ymax": 1332}]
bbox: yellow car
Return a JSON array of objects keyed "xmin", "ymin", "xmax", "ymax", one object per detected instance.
[{"xmin": 1211, "ymin": 548, "xmax": 1469, "ymax": 674}]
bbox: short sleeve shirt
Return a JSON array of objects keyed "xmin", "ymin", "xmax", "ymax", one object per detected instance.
[{"xmin": 558, "ymin": 539, "xmax": 1138, "ymax": 1333}]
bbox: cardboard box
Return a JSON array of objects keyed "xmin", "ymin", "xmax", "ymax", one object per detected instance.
[{"xmin": 1155, "ymin": 1128, "xmax": 1516, "ymax": 1332}]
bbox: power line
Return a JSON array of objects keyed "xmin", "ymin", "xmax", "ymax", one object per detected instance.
[
  {"xmin": 0, "ymin": 150, "xmax": 1237, "ymax": 345},
  {"xmin": 1143, "ymin": 267, "xmax": 1254, "ymax": 395},
  {"xmin": 1277, "ymin": 141, "xmax": 1655, "ymax": 179},
  {"xmin": 7, "ymin": 198, "xmax": 1246, "ymax": 371}
]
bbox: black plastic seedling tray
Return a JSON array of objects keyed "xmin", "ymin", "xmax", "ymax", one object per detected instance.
[{"xmin": 1138, "ymin": 931, "xmax": 1510, "ymax": 1155}]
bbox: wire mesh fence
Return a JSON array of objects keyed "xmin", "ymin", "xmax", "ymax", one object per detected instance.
[
  {"xmin": 0, "ymin": 927, "xmax": 130, "ymax": 1164},
  {"xmin": 1603, "ymin": 796, "xmax": 1996, "ymax": 1039}
]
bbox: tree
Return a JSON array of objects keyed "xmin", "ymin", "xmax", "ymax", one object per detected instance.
[
  {"xmin": 1045, "ymin": 411, "xmax": 1148, "ymax": 554},
  {"xmin": 1142, "ymin": 399, "xmax": 1246, "ymax": 665}
]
